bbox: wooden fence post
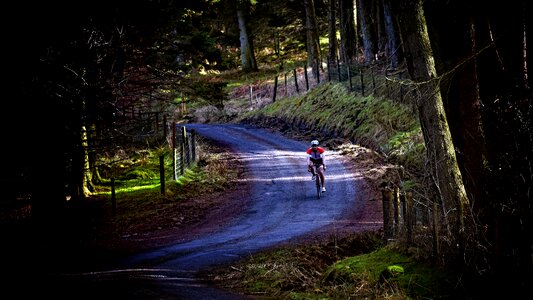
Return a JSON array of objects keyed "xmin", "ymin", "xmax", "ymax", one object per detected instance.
[
  {"xmin": 191, "ymin": 129, "xmax": 196, "ymax": 162},
  {"xmin": 181, "ymin": 94, "xmax": 187, "ymax": 114},
  {"xmin": 393, "ymin": 188, "xmax": 401, "ymax": 235},
  {"xmin": 272, "ymin": 75, "xmax": 278, "ymax": 102},
  {"xmin": 180, "ymin": 126, "xmax": 186, "ymax": 175},
  {"xmin": 185, "ymin": 128, "xmax": 190, "ymax": 167},
  {"xmin": 284, "ymin": 72, "xmax": 288, "ymax": 96},
  {"xmin": 172, "ymin": 121, "xmax": 177, "ymax": 180},
  {"xmin": 249, "ymin": 85, "xmax": 253, "ymax": 106},
  {"xmin": 382, "ymin": 188, "xmax": 394, "ymax": 240},
  {"xmin": 293, "ymin": 69, "xmax": 300, "ymax": 94}
]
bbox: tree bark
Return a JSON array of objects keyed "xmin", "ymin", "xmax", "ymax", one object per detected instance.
[
  {"xmin": 425, "ymin": 1, "xmax": 487, "ymax": 212},
  {"xmin": 338, "ymin": 0, "xmax": 357, "ymax": 64},
  {"xmin": 327, "ymin": 0, "xmax": 338, "ymax": 66},
  {"xmin": 81, "ymin": 123, "xmax": 92, "ymax": 197},
  {"xmin": 236, "ymin": 0, "xmax": 258, "ymax": 72},
  {"xmin": 382, "ymin": 0, "xmax": 402, "ymax": 68},
  {"xmin": 357, "ymin": 0, "xmax": 377, "ymax": 64},
  {"xmin": 304, "ymin": 0, "xmax": 322, "ymax": 78},
  {"xmin": 391, "ymin": 0, "xmax": 471, "ymax": 239}
]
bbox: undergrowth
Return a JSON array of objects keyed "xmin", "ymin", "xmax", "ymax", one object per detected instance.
[
  {"xmin": 85, "ymin": 139, "xmax": 240, "ymax": 250},
  {"xmin": 202, "ymin": 232, "xmax": 462, "ymax": 299}
]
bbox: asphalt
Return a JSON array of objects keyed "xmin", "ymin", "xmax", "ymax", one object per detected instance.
[{"xmin": 10, "ymin": 123, "xmax": 362, "ymax": 299}]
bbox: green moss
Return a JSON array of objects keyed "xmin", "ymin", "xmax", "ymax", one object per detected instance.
[
  {"xmin": 323, "ymin": 247, "xmax": 455, "ymax": 299},
  {"xmin": 387, "ymin": 264, "xmax": 405, "ymax": 275}
]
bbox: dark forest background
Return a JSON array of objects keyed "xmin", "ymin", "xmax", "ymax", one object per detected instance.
[{"xmin": 1, "ymin": 0, "xmax": 531, "ymax": 293}]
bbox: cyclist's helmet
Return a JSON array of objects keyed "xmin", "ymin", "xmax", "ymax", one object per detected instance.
[{"xmin": 311, "ymin": 140, "xmax": 319, "ymax": 146}]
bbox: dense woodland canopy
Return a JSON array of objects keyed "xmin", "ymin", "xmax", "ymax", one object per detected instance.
[{"xmin": 1, "ymin": 0, "xmax": 531, "ymax": 293}]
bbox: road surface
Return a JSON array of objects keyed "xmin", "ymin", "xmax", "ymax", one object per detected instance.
[{"xmin": 20, "ymin": 124, "xmax": 364, "ymax": 299}]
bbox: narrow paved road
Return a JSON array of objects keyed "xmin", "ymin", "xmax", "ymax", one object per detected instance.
[{"xmin": 37, "ymin": 124, "xmax": 362, "ymax": 299}]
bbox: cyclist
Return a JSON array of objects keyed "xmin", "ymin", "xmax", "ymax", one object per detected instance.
[{"xmin": 306, "ymin": 140, "xmax": 327, "ymax": 192}]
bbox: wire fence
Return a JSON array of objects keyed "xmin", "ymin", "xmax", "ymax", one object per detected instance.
[
  {"xmin": 236, "ymin": 61, "xmax": 418, "ymax": 115},
  {"xmin": 242, "ymin": 61, "xmax": 446, "ymax": 253},
  {"xmin": 106, "ymin": 62, "xmax": 438, "ymax": 251},
  {"xmin": 169, "ymin": 124, "xmax": 197, "ymax": 180}
]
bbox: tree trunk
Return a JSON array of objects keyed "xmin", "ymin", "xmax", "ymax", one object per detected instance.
[
  {"xmin": 382, "ymin": 0, "xmax": 401, "ymax": 68},
  {"xmin": 237, "ymin": 0, "xmax": 258, "ymax": 72},
  {"xmin": 375, "ymin": 0, "xmax": 385, "ymax": 59},
  {"xmin": 391, "ymin": 0, "xmax": 471, "ymax": 239},
  {"xmin": 327, "ymin": 0, "xmax": 338, "ymax": 66},
  {"xmin": 357, "ymin": 0, "xmax": 377, "ymax": 64},
  {"xmin": 304, "ymin": 0, "xmax": 322, "ymax": 78},
  {"xmin": 426, "ymin": 1, "xmax": 487, "ymax": 213},
  {"xmin": 80, "ymin": 123, "xmax": 92, "ymax": 197},
  {"xmin": 338, "ymin": 0, "xmax": 357, "ymax": 63}
]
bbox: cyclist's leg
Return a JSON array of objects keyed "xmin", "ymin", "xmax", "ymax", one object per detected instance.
[
  {"xmin": 309, "ymin": 159, "xmax": 316, "ymax": 176},
  {"xmin": 318, "ymin": 165, "xmax": 325, "ymax": 189},
  {"xmin": 308, "ymin": 164, "xmax": 315, "ymax": 177}
]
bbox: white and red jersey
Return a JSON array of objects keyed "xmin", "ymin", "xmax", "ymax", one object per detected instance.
[{"xmin": 306, "ymin": 147, "xmax": 325, "ymax": 164}]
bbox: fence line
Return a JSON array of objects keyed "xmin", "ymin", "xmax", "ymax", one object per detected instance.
[
  {"xmin": 237, "ymin": 64, "xmax": 327, "ymax": 110},
  {"xmin": 123, "ymin": 118, "xmax": 198, "ymax": 184},
  {"xmin": 171, "ymin": 123, "xmax": 197, "ymax": 181},
  {"xmin": 240, "ymin": 61, "xmax": 418, "ymax": 115},
  {"xmin": 257, "ymin": 62, "xmax": 444, "ymax": 253},
  {"xmin": 135, "ymin": 62, "xmax": 434, "ymax": 250}
]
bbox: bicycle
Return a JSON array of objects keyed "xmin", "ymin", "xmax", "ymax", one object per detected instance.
[{"xmin": 311, "ymin": 162, "xmax": 324, "ymax": 199}]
